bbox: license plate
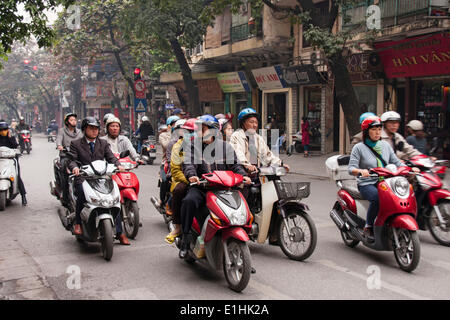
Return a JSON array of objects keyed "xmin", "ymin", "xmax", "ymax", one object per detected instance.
[{"xmin": 150, "ymin": 152, "xmax": 156, "ymax": 156}]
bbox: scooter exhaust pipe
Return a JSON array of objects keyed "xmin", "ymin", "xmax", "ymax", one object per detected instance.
[{"xmin": 330, "ymin": 209, "xmax": 345, "ymax": 230}]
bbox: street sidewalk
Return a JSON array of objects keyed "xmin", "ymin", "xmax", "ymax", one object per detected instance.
[
  {"xmin": 0, "ymin": 234, "xmax": 57, "ymax": 300},
  {"xmin": 283, "ymin": 151, "xmax": 338, "ymax": 178}
]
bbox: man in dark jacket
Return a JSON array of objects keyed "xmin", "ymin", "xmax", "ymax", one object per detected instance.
[
  {"xmin": 179, "ymin": 115, "xmax": 250, "ymax": 258},
  {"xmin": 0, "ymin": 121, "xmax": 27, "ymax": 205},
  {"xmin": 68, "ymin": 117, "xmax": 125, "ymax": 239},
  {"xmin": 17, "ymin": 117, "xmax": 32, "ymax": 150},
  {"xmin": 135, "ymin": 116, "xmax": 154, "ymax": 152}
]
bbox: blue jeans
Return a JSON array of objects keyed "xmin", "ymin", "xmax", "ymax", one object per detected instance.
[{"xmin": 358, "ymin": 183, "xmax": 379, "ymax": 227}]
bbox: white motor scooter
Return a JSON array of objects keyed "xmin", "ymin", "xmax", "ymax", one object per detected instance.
[
  {"xmin": 0, "ymin": 147, "xmax": 20, "ymax": 211},
  {"xmin": 58, "ymin": 160, "xmax": 121, "ymax": 261},
  {"xmin": 246, "ymin": 165, "xmax": 317, "ymax": 261}
]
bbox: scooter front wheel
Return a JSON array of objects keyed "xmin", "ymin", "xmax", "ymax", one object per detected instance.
[
  {"xmin": 0, "ymin": 190, "xmax": 6, "ymax": 211},
  {"xmin": 393, "ymin": 229, "xmax": 420, "ymax": 272},
  {"xmin": 223, "ymin": 239, "xmax": 251, "ymax": 293},
  {"xmin": 99, "ymin": 219, "xmax": 114, "ymax": 261},
  {"xmin": 278, "ymin": 210, "xmax": 317, "ymax": 261},
  {"xmin": 427, "ymin": 201, "xmax": 450, "ymax": 247},
  {"xmin": 123, "ymin": 200, "xmax": 140, "ymax": 239}
]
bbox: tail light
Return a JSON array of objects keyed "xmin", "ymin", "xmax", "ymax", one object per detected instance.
[{"xmin": 150, "ymin": 145, "xmax": 155, "ymax": 149}]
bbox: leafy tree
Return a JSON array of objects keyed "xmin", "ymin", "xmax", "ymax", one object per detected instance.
[
  {"xmin": 203, "ymin": 0, "xmax": 375, "ymax": 137},
  {"xmin": 0, "ymin": 0, "xmax": 74, "ymax": 67},
  {"xmin": 131, "ymin": 0, "xmax": 211, "ymax": 116}
]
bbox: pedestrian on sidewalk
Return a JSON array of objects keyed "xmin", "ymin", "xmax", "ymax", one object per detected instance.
[{"xmin": 301, "ymin": 117, "xmax": 310, "ymax": 157}]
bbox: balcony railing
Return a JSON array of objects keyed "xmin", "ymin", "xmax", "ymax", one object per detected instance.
[
  {"xmin": 231, "ymin": 18, "xmax": 263, "ymax": 43},
  {"xmin": 343, "ymin": 0, "xmax": 445, "ymax": 29}
]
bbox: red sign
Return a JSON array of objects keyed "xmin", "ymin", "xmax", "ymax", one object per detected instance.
[
  {"xmin": 134, "ymin": 80, "xmax": 146, "ymax": 99},
  {"xmin": 374, "ymin": 33, "xmax": 450, "ymax": 78}
]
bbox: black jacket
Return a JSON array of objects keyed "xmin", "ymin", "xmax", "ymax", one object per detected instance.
[
  {"xmin": 0, "ymin": 135, "xmax": 18, "ymax": 149},
  {"xmin": 138, "ymin": 122, "xmax": 154, "ymax": 140},
  {"xmin": 182, "ymin": 138, "xmax": 247, "ymax": 180},
  {"xmin": 68, "ymin": 137, "xmax": 121, "ymax": 184}
]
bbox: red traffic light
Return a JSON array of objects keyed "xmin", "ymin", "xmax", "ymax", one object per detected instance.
[
  {"xmin": 24, "ymin": 59, "xmax": 30, "ymax": 65},
  {"xmin": 134, "ymin": 68, "xmax": 141, "ymax": 75},
  {"xmin": 32, "ymin": 66, "xmax": 38, "ymax": 71}
]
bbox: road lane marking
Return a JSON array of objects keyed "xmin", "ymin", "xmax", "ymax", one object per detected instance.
[
  {"xmin": 317, "ymin": 259, "xmax": 431, "ymax": 300},
  {"xmin": 248, "ymin": 280, "xmax": 294, "ymax": 300}
]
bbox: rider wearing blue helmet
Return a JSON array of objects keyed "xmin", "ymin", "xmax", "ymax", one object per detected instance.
[
  {"xmin": 359, "ymin": 112, "xmax": 376, "ymax": 124},
  {"xmin": 231, "ymin": 107, "xmax": 289, "ymax": 174},
  {"xmin": 351, "ymin": 112, "xmax": 377, "ymax": 149}
]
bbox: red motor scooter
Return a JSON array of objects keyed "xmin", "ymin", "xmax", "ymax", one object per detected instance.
[
  {"xmin": 177, "ymin": 171, "xmax": 253, "ymax": 292},
  {"xmin": 406, "ymin": 155, "xmax": 450, "ymax": 246},
  {"xmin": 112, "ymin": 151, "xmax": 141, "ymax": 239},
  {"xmin": 19, "ymin": 130, "xmax": 32, "ymax": 154},
  {"xmin": 328, "ymin": 156, "xmax": 421, "ymax": 272}
]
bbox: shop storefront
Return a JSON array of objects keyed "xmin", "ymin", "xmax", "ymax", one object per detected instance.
[
  {"xmin": 251, "ymin": 65, "xmax": 294, "ymax": 147},
  {"xmin": 375, "ymin": 32, "xmax": 450, "ymax": 159},
  {"xmin": 217, "ymin": 71, "xmax": 252, "ymax": 128},
  {"xmin": 283, "ymin": 64, "xmax": 329, "ymax": 153}
]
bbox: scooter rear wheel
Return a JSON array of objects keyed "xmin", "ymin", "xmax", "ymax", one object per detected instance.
[
  {"xmin": 393, "ymin": 229, "xmax": 420, "ymax": 272},
  {"xmin": 223, "ymin": 239, "xmax": 251, "ymax": 293}
]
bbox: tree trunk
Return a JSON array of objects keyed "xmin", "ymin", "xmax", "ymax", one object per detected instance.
[
  {"xmin": 169, "ymin": 38, "xmax": 201, "ymax": 116},
  {"xmin": 328, "ymin": 53, "xmax": 363, "ymax": 138}
]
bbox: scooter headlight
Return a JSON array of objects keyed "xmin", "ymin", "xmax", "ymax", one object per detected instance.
[
  {"xmin": 391, "ymin": 177, "xmax": 410, "ymax": 198},
  {"xmin": 216, "ymin": 199, "xmax": 248, "ymax": 226}
]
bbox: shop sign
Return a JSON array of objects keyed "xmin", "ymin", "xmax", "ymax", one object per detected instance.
[
  {"xmin": 252, "ymin": 66, "xmax": 287, "ymax": 90},
  {"xmin": 217, "ymin": 71, "xmax": 251, "ymax": 93},
  {"xmin": 282, "ymin": 65, "xmax": 321, "ymax": 86},
  {"xmin": 374, "ymin": 33, "xmax": 450, "ymax": 78},
  {"xmin": 346, "ymin": 53, "xmax": 375, "ymax": 82}
]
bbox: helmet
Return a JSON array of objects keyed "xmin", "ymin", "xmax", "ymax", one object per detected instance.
[
  {"xmin": 19, "ymin": 117, "xmax": 25, "ymax": 121},
  {"xmin": 166, "ymin": 115, "xmax": 180, "ymax": 126},
  {"xmin": 181, "ymin": 118, "xmax": 198, "ymax": 131},
  {"xmin": 105, "ymin": 116, "xmax": 121, "ymax": 128},
  {"xmin": 103, "ymin": 113, "xmax": 114, "ymax": 124},
  {"xmin": 361, "ymin": 116, "xmax": 382, "ymax": 131},
  {"xmin": 218, "ymin": 118, "xmax": 230, "ymax": 131},
  {"xmin": 173, "ymin": 108, "xmax": 185, "ymax": 115},
  {"xmin": 359, "ymin": 112, "xmax": 376, "ymax": 124},
  {"xmin": 0, "ymin": 122, "xmax": 9, "ymax": 130},
  {"xmin": 238, "ymin": 107, "xmax": 259, "ymax": 126},
  {"xmin": 215, "ymin": 113, "xmax": 226, "ymax": 120},
  {"xmin": 81, "ymin": 117, "xmax": 100, "ymax": 131},
  {"xmin": 64, "ymin": 112, "xmax": 77, "ymax": 125},
  {"xmin": 380, "ymin": 111, "xmax": 401, "ymax": 123},
  {"xmin": 406, "ymin": 120, "xmax": 424, "ymax": 131},
  {"xmin": 172, "ymin": 119, "xmax": 187, "ymax": 131},
  {"xmin": 199, "ymin": 114, "xmax": 219, "ymax": 129},
  {"xmin": 158, "ymin": 124, "xmax": 168, "ymax": 132},
  {"xmin": 141, "ymin": 116, "xmax": 149, "ymax": 122}
]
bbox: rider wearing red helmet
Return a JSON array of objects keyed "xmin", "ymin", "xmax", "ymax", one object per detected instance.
[{"xmin": 348, "ymin": 116, "xmax": 419, "ymax": 239}]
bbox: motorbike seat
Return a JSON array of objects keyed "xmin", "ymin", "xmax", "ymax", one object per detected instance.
[{"xmin": 341, "ymin": 180, "xmax": 363, "ymax": 200}]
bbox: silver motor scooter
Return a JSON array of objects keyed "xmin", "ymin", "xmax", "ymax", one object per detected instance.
[
  {"xmin": 0, "ymin": 147, "xmax": 20, "ymax": 211},
  {"xmin": 59, "ymin": 160, "xmax": 121, "ymax": 261}
]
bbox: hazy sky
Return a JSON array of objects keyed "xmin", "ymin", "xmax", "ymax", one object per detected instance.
[{"xmin": 17, "ymin": 3, "xmax": 62, "ymax": 25}]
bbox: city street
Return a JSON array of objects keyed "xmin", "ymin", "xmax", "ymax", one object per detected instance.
[{"xmin": 1, "ymin": 134, "xmax": 450, "ymax": 300}]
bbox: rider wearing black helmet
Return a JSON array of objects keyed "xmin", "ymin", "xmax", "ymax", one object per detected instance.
[
  {"xmin": 68, "ymin": 117, "xmax": 125, "ymax": 236},
  {"xmin": 0, "ymin": 121, "xmax": 27, "ymax": 205}
]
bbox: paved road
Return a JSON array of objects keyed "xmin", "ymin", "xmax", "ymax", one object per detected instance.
[{"xmin": 1, "ymin": 134, "xmax": 450, "ymax": 300}]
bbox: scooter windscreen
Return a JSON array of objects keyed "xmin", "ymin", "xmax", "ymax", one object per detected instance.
[{"xmin": 87, "ymin": 178, "xmax": 114, "ymax": 194}]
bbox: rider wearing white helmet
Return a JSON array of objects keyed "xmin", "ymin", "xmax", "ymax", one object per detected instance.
[
  {"xmin": 135, "ymin": 115, "xmax": 154, "ymax": 152},
  {"xmin": 380, "ymin": 111, "xmax": 422, "ymax": 160},
  {"xmin": 352, "ymin": 111, "xmax": 422, "ymax": 160},
  {"xmin": 406, "ymin": 120, "xmax": 428, "ymax": 154},
  {"xmin": 101, "ymin": 117, "xmax": 140, "ymax": 162}
]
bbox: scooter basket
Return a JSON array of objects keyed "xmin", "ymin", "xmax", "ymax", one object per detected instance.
[{"xmin": 274, "ymin": 181, "xmax": 310, "ymax": 199}]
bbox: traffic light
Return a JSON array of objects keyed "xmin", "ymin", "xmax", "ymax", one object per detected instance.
[
  {"xmin": 134, "ymin": 67, "xmax": 141, "ymax": 81},
  {"xmin": 23, "ymin": 59, "xmax": 31, "ymax": 72}
]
